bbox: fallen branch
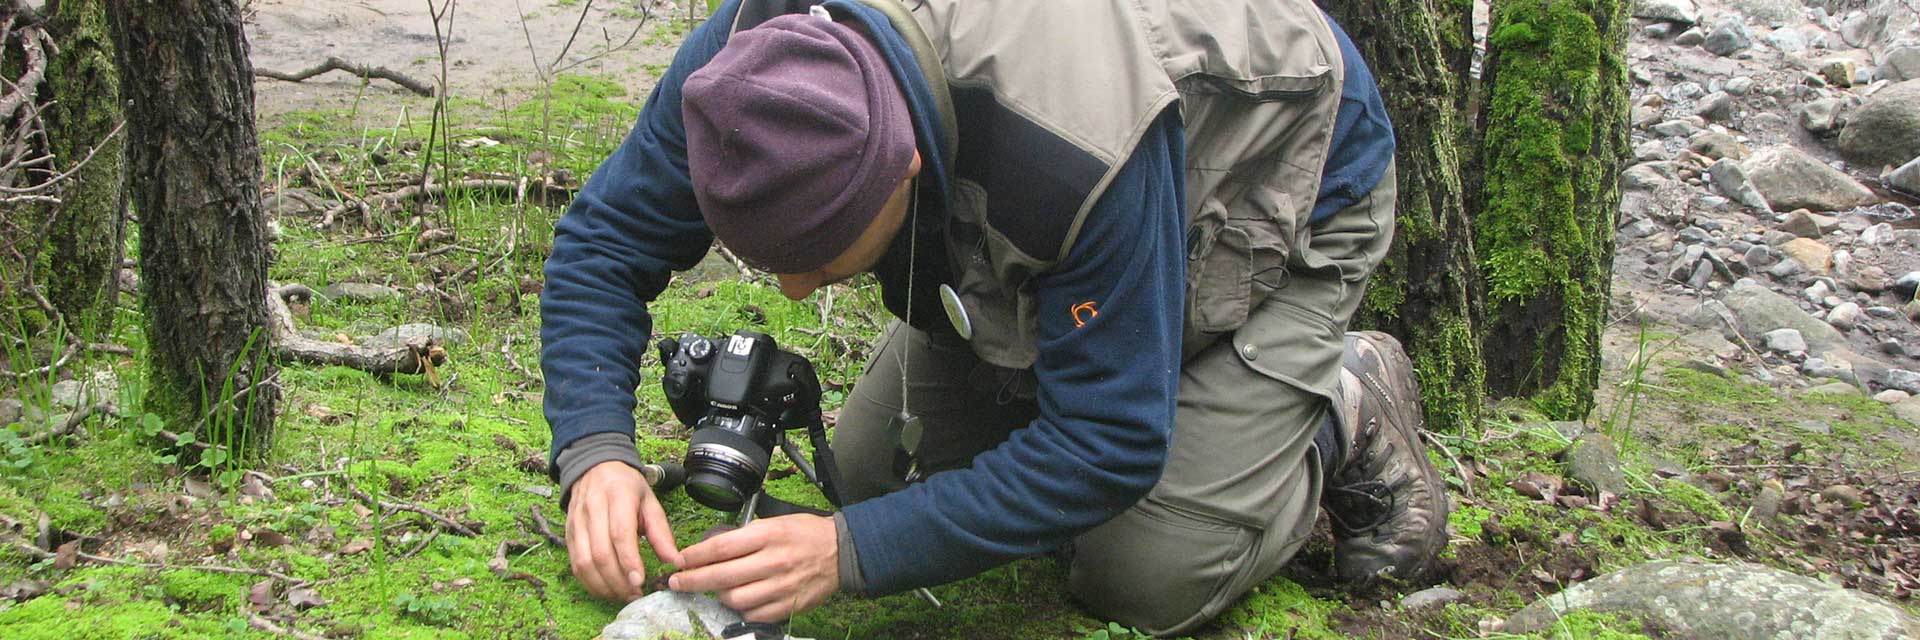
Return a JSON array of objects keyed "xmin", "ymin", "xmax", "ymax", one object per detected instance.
[
  {"xmin": 528, "ymin": 505, "xmax": 566, "ymax": 549},
  {"xmin": 247, "ymin": 614, "xmax": 328, "ymax": 640},
  {"xmin": 349, "ymin": 488, "xmax": 480, "ymax": 537},
  {"xmin": 254, "ymin": 57, "xmax": 435, "ymax": 97},
  {"xmin": 12, "ymin": 540, "xmax": 303, "ymax": 584},
  {"xmin": 22, "ymin": 401, "xmax": 115, "ymax": 447},
  {"xmin": 500, "ymin": 334, "xmax": 541, "ymax": 387},
  {"xmin": 266, "ymin": 284, "xmax": 447, "ymax": 375},
  {"xmin": 319, "ymin": 177, "xmax": 577, "ymax": 223}
]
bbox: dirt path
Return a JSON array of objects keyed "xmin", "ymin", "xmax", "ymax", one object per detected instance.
[{"xmin": 245, "ymin": 0, "xmax": 683, "ymax": 119}]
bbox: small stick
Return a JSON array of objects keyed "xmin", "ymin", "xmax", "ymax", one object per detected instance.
[
  {"xmin": 254, "ymin": 57, "xmax": 436, "ymax": 97},
  {"xmin": 23, "ymin": 401, "xmax": 115, "ymax": 446},
  {"xmin": 1420, "ymin": 430, "xmax": 1474, "ymax": 499},
  {"xmin": 529, "ymin": 505, "xmax": 567, "ymax": 548},
  {"xmin": 12, "ymin": 541, "xmax": 304, "ymax": 584},
  {"xmin": 714, "ymin": 243, "xmax": 755, "ymax": 280},
  {"xmin": 247, "ymin": 614, "xmax": 328, "ymax": 640},
  {"xmin": 350, "ymin": 489, "xmax": 480, "ymax": 537}
]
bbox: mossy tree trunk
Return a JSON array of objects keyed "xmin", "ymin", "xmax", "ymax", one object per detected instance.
[
  {"xmin": 1328, "ymin": 0, "xmax": 1487, "ymax": 434},
  {"xmin": 107, "ymin": 0, "xmax": 278, "ymax": 458},
  {"xmin": 41, "ymin": 0, "xmax": 124, "ymax": 342},
  {"xmin": 1332, "ymin": 0, "xmax": 1629, "ymax": 428},
  {"xmin": 1474, "ymin": 0, "xmax": 1631, "ymax": 419}
]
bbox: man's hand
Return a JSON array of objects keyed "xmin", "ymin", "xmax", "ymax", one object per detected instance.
[
  {"xmin": 566, "ymin": 461, "xmax": 684, "ymax": 601},
  {"xmin": 669, "ymin": 513, "xmax": 839, "ymax": 622}
]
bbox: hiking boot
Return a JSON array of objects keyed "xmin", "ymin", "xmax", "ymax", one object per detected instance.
[{"xmin": 1324, "ymin": 331, "xmax": 1449, "ymax": 585}]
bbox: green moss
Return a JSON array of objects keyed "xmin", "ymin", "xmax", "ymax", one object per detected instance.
[
  {"xmin": 1216, "ymin": 578, "xmax": 1346, "ymax": 639},
  {"xmin": 158, "ymin": 569, "xmax": 252, "ymax": 612},
  {"xmin": 1449, "ymin": 505, "xmax": 1494, "ymax": 541},
  {"xmin": 1658, "ymin": 479, "xmax": 1731, "ymax": 522},
  {"xmin": 1411, "ymin": 315, "xmax": 1486, "ymax": 434}
]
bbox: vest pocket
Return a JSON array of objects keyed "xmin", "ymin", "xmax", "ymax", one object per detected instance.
[{"xmin": 1188, "ymin": 189, "xmax": 1296, "ymax": 335}]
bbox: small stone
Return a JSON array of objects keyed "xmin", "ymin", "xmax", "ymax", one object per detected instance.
[
  {"xmin": 1675, "ymin": 28, "xmax": 1707, "ymax": 46},
  {"xmin": 1689, "ymin": 131, "xmax": 1747, "ymax": 160},
  {"xmin": 1704, "ymin": 18, "xmax": 1754, "ymax": 57},
  {"xmin": 1885, "ymin": 368, "xmax": 1920, "ymax": 394},
  {"xmin": 1653, "ymin": 119, "xmax": 1699, "ymax": 138},
  {"xmin": 1710, "ymin": 158, "xmax": 1770, "ymax": 212},
  {"xmin": 1763, "ymin": 328, "xmax": 1808, "ymax": 353},
  {"xmin": 320, "ymin": 282, "xmax": 402, "ymax": 303},
  {"xmin": 1798, "ymin": 98, "xmax": 1844, "ymax": 135},
  {"xmin": 1874, "ymin": 389, "xmax": 1910, "ymax": 403},
  {"xmin": 1800, "ymin": 381, "xmax": 1858, "ymax": 397},
  {"xmin": 1887, "ymin": 156, "xmax": 1920, "ymax": 197},
  {"xmin": 1565, "ymin": 434, "xmax": 1630, "ymax": 496},
  {"xmin": 1723, "ymin": 76, "xmax": 1756, "ymax": 95},
  {"xmin": 1401, "ymin": 587, "xmax": 1468, "ymax": 611},
  {"xmin": 1867, "ymin": 306, "xmax": 1900, "ymax": 320},
  {"xmin": 1777, "ymin": 238, "xmax": 1833, "ymax": 274},
  {"xmin": 1840, "ymin": 11, "xmax": 1879, "ymax": 48},
  {"xmin": 1859, "ymin": 222, "xmax": 1895, "ymax": 246},
  {"xmin": 1751, "ymin": 481, "xmax": 1785, "ymax": 523},
  {"xmin": 1843, "ymin": 264, "xmax": 1887, "ymax": 293},
  {"xmin": 1826, "ymin": 302, "xmax": 1861, "ymax": 331},
  {"xmin": 1631, "ymin": 0, "xmax": 1699, "ymax": 26},
  {"xmin": 1643, "ymin": 22, "xmax": 1674, "ymax": 38},
  {"xmin": 1820, "ymin": 59, "xmax": 1859, "ymax": 88},
  {"xmin": 1668, "ymin": 82, "xmax": 1707, "ymax": 101},
  {"xmin": 1678, "ymin": 226, "xmax": 1712, "ymax": 244},
  {"xmin": 1819, "ymin": 484, "xmax": 1864, "ymax": 507},
  {"xmin": 1762, "ymin": 27, "xmax": 1807, "ymax": 54},
  {"xmin": 1779, "ymin": 210, "xmax": 1833, "ymax": 238},
  {"xmin": 1881, "ymin": 45, "xmax": 1920, "ymax": 83},
  {"xmin": 1768, "ymin": 257, "xmax": 1806, "ymax": 280},
  {"xmin": 1695, "ymin": 91, "xmax": 1735, "ymax": 121},
  {"xmin": 1743, "ymin": 244, "xmax": 1774, "ymax": 267}
]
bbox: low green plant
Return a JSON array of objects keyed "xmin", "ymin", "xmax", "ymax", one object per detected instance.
[{"xmin": 393, "ymin": 591, "xmax": 458, "ymax": 625}]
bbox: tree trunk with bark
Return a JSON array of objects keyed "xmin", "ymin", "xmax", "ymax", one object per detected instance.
[
  {"xmin": 1474, "ymin": 0, "xmax": 1632, "ymax": 419},
  {"xmin": 1332, "ymin": 0, "xmax": 1629, "ymax": 429},
  {"xmin": 1328, "ymin": 0, "xmax": 1487, "ymax": 434},
  {"xmin": 107, "ymin": 0, "xmax": 278, "ymax": 458},
  {"xmin": 42, "ymin": 0, "xmax": 124, "ymax": 342}
]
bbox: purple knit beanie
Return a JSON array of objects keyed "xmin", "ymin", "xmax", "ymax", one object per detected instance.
[{"xmin": 681, "ymin": 13, "xmax": 915, "ymax": 274}]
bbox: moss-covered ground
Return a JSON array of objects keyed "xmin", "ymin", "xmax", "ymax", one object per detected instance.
[{"xmin": 3, "ymin": 31, "xmax": 1916, "ymax": 640}]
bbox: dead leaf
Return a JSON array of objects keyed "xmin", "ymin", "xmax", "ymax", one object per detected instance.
[
  {"xmin": 285, "ymin": 587, "xmax": 327, "ymax": 610},
  {"xmin": 0, "ymin": 580, "xmax": 49, "ymax": 602},
  {"xmin": 250, "ymin": 529, "xmax": 292, "ymax": 548},
  {"xmin": 1531, "ymin": 568, "xmax": 1556, "ymax": 585},
  {"xmin": 351, "ymin": 503, "xmax": 373, "ymax": 519},
  {"xmin": 51, "ymin": 542, "xmax": 78, "ymax": 571},
  {"xmin": 340, "ymin": 539, "xmax": 374, "ymax": 555},
  {"xmin": 248, "ymin": 579, "xmax": 275, "ymax": 611},
  {"xmin": 448, "ymin": 578, "xmax": 476, "ymax": 590}
]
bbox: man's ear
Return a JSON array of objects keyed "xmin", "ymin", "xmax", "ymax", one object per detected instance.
[{"xmin": 906, "ymin": 149, "xmax": 922, "ymax": 179}]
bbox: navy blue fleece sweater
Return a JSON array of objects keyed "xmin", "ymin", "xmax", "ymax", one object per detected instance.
[{"xmin": 541, "ymin": 0, "xmax": 1393, "ymax": 596}]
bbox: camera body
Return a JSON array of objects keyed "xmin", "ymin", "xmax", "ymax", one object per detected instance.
[{"xmin": 657, "ymin": 330, "xmax": 823, "ymax": 512}]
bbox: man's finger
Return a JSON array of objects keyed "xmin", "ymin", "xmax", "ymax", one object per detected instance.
[
  {"xmin": 715, "ymin": 576, "xmax": 788, "ymax": 614},
  {"xmin": 639, "ymin": 488, "xmax": 684, "ymax": 565},
  {"xmin": 608, "ymin": 490, "xmax": 647, "ymax": 594},
  {"xmin": 588, "ymin": 492, "xmax": 637, "ymax": 600},
  {"xmin": 671, "ymin": 555, "xmax": 777, "ymax": 594},
  {"xmin": 679, "ymin": 522, "xmax": 772, "ymax": 567},
  {"xmin": 567, "ymin": 494, "xmax": 612, "ymax": 599}
]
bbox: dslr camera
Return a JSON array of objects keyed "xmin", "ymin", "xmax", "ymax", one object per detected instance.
[{"xmin": 656, "ymin": 330, "xmax": 841, "ymax": 514}]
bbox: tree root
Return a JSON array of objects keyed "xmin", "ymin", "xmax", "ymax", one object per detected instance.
[{"xmin": 253, "ymin": 57, "xmax": 435, "ymax": 97}]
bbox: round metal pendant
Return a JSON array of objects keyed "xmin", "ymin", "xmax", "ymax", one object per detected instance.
[{"xmin": 938, "ymin": 284, "xmax": 973, "ymax": 341}]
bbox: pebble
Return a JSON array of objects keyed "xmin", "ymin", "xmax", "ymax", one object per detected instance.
[
  {"xmin": 1763, "ymin": 328, "xmax": 1808, "ymax": 353},
  {"xmin": 1819, "ymin": 484, "xmax": 1863, "ymax": 507},
  {"xmin": 1874, "ymin": 389, "xmax": 1911, "ymax": 403},
  {"xmin": 1705, "ymin": 19, "xmax": 1754, "ymax": 56},
  {"xmin": 1826, "ymin": 302, "xmax": 1861, "ymax": 331},
  {"xmin": 1676, "ymin": 28, "xmax": 1707, "ymax": 46},
  {"xmin": 1400, "ymin": 587, "xmax": 1468, "ymax": 611}
]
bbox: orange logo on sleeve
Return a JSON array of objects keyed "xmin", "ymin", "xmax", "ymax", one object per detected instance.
[{"xmin": 1071, "ymin": 301, "xmax": 1099, "ymax": 327}]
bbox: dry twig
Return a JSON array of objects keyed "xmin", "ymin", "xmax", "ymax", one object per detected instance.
[
  {"xmin": 22, "ymin": 401, "xmax": 114, "ymax": 446},
  {"xmin": 350, "ymin": 488, "xmax": 480, "ymax": 537},
  {"xmin": 247, "ymin": 614, "xmax": 328, "ymax": 640},
  {"xmin": 254, "ymin": 57, "xmax": 435, "ymax": 97},
  {"xmin": 12, "ymin": 540, "xmax": 303, "ymax": 584},
  {"xmin": 528, "ymin": 505, "xmax": 567, "ymax": 548}
]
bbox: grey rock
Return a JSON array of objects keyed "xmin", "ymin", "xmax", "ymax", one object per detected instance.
[
  {"xmin": 1669, "ymin": 245, "xmax": 1709, "ymax": 282},
  {"xmin": 1768, "ymin": 257, "xmax": 1807, "ymax": 279},
  {"xmin": 1881, "ymin": 45, "xmax": 1920, "ymax": 82},
  {"xmin": 1705, "ymin": 19, "xmax": 1754, "ymax": 56},
  {"xmin": 1779, "ymin": 209, "xmax": 1838, "ymax": 238},
  {"xmin": 1885, "ymin": 368, "xmax": 1920, "ymax": 394},
  {"xmin": 1676, "ymin": 28, "xmax": 1707, "ymax": 46},
  {"xmin": 602, "ymin": 591, "xmax": 813, "ymax": 640},
  {"xmin": 49, "ymin": 376, "xmax": 113, "ymax": 410},
  {"xmin": 1803, "ymin": 381, "xmax": 1860, "ymax": 396},
  {"xmin": 1752, "ymin": 482, "xmax": 1785, "ymax": 522},
  {"xmin": 1689, "ymin": 131, "xmax": 1747, "ymax": 160},
  {"xmin": 1505, "ymin": 560, "xmax": 1920, "ymax": 638},
  {"xmin": 1682, "ymin": 330, "xmax": 1741, "ymax": 359},
  {"xmin": 1724, "ymin": 76, "xmax": 1756, "ymax": 95},
  {"xmin": 1678, "ymin": 226, "xmax": 1713, "ymax": 244},
  {"xmin": 1695, "ymin": 91, "xmax": 1735, "ymax": 121},
  {"xmin": 1743, "ymin": 244, "xmax": 1775, "ymax": 267},
  {"xmin": 1633, "ymin": 105, "xmax": 1663, "ymax": 129},
  {"xmin": 1836, "ymin": 80, "xmax": 1920, "ymax": 169},
  {"xmin": 1867, "ymin": 306, "xmax": 1901, "ymax": 319},
  {"xmin": 1401, "ymin": 587, "xmax": 1468, "ymax": 611},
  {"xmin": 1565, "ymin": 434, "xmax": 1630, "ymax": 496},
  {"xmin": 1632, "ymin": 139, "xmax": 1667, "ymax": 161},
  {"xmin": 1744, "ymin": 146, "xmax": 1881, "ymax": 212},
  {"xmin": 1632, "ymin": 0, "xmax": 1699, "ymax": 25},
  {"xmin": 1724, "ymin": 280, "xmax": 1847, "ymax": 349},
  {"xmin": 1763, "ymin": 328, "xmax": 1809, "ymax": 353},
  {"xmin": 1892, "ymin": 271, "xmax": 1920, "ymax": 300},
  {"xmin": 1874, "ymin": 389, "xmax": 1911, "ymax": 403},
  {"xmin": 1827, "ymin": 301, "xmax": 1862, "ymax": 330},
  {"xmin": 1621, "ymin": 162, "xmax": 1675, "ymax": 190},
  {"xmin": 357, "ymin": 324, "xmax": 470, "ymax": 349},
  {"xmin": 1710, "ymin": 158, "xmax": 1771, "ymax": 212},
  {"xmin": 1763, "ymin": 27, "xmax": 1808, "ymax": 53},
  {"xmin": 1688, "ymin": 259, "xmax": 1716, "ymax": 289},
  {"xmin": 1887, "ymin": 155, "xmax": 1920, "ymax": 196},
  {"xmin": 1778, "ymin": 238, "xmax": 1833, "ymax": 275},
  {"xmin": 0, "ymin": 399, "xmax": 19, "ymax": 426},
  {"xmin": 1668, "ymin": 81, "xmax": 1707, "ymax": 101},
  {"xmin": 1844, "ymin": 264, "xmax": 1888, "ymax": 292},
  {"xmin": 1860, "ymin": 222, "xmax": 1896, "ymax": 245},
  {"xmin": 1800, "ymin": 98, "xmax": 1845, "ymax": 135},
  {"xmin": 1802, "ymin": 358, "xmax": 1857, "ymax": 384},
  {"xmin": 1644, "ymin": 22, "xmax": 1674, "ymax": 38},
  {"xmin": 1621, "ymin": 219, "xmax": 1661, "ymax": 239},
  {"xmin": 1822, "ymin": 484, "xmax": 1865, "ymax": 506},
  {"xmin": 1890, "ymin": 396, "xmax": 1920, "ymax": 427},
  {"xmin": 1793, "ymin": 418, "xmax": 1836, "ymax": 434},
  {"xmin": 1840, "ymin": 10, "xmax": 1884, "ymax": 48},
  {"xmin": 320, "ymin": 282, "xmax": 402, "ymax": 303},
  {"xmin": 1652, "ymin": 119, "xmax": 1699, "ymax": 138}
]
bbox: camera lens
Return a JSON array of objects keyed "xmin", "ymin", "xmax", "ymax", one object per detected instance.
[{"xmin": 683, "ymin": 427, "xmax": 772, "ymax": 511}]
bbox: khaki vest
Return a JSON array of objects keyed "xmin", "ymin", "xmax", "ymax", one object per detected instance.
[{"xmin": 735, "ymin": 0, "xmax": 1347, "ymax": 370}]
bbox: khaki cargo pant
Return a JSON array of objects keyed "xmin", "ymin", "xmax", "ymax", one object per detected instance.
[{"xmin": 831, "ymin": 164, "xmax": 1397, "ymax": 635}]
